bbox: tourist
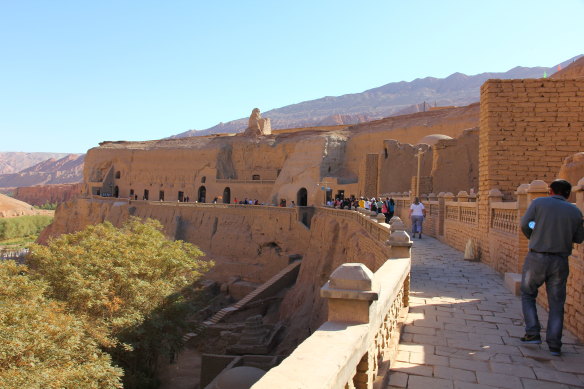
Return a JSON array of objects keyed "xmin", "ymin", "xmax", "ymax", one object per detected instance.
[
  {"xmin": 382, "ymin": 198, "xmax": 390, "ymax": 222},
  {"xmin": 371, "ymin": 198, "xmax": 377, "ymax": 214},
  {"xmin": 289, "ymin": 200, "xmax": 296, "ymax": 207},
  {"xmin": 409, "ymin": 197, "xmax": 426, "ymax": 238},
  {"xmin": 376, "ymin": 198, "xmax": 383, "ymax": 214},
  {"xmin": 388, "ymin": 198, "xmax": 395, "ymax": 220},
  {"xmin": 519, "ymin": 179, "xmax": 584, "ymax": 356}
]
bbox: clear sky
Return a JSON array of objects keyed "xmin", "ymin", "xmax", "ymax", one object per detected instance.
[{"xmin": 1, "ymin": 0, "xmax": 583, "ymax": 153}]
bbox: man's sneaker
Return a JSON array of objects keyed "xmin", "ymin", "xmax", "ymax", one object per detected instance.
[
  {"xmin": 549, "ymin": 347, "xmax": 561, "ymax": 356},
  {"xmin": 520, "ymin": 334, "xmax": 542, "ymax": 344}
]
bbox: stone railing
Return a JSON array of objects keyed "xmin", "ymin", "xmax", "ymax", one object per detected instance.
[
  {"xmin": 490, "ymin": 202, "xmax": 518, "ymax": 234},
  {"xmin": 315, "ymin": 207, "xmax": 390, "ymax": 242},
  {"xmin": 445, "ymin": 201, "xmax": 478, "ymax": 224},
  {"xmin": 252, "ymin": 239, "xmax": 411, "ymax": 388},
  {"xmin": 215, "ymin": 178, "xmax": 276, "ymax": 184}
]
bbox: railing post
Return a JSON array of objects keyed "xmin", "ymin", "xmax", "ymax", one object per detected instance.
[
  {"xmin": 320, "ymin": 263, "xmax": 380, "ymax": 389},
  {"xmin": 320, "ymin": 263, "xmax": 379, "ymax": 324},
  {"xmin": 437, "ymin": 192, "xmax": 446, "ymax": 236},
  {"xmin": 515, "ymin": 184, "xmax": 530, "ymax": 273},
  {"xmin": 527, "ymin": 180, "xmax": 549, "ymax": 203},
  {"xmin": 488, "ymin": 189, "xmax": 503, "ymax": 229},
  {"xmin": 386, "ymin": 217, "xmax": 413, "ymax": 260}
]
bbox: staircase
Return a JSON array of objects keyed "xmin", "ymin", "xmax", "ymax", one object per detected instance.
[{"xmin": 182, "ymin": 260, "xmax": 302, "ymax": 342}]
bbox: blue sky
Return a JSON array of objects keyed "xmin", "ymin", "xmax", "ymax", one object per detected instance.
[{"xmin": 1, "ymin": 1, "xmax": 583, "ymax": 153}]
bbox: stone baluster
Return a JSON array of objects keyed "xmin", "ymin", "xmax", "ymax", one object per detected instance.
[
  {"xmin": 321, "ymin": 264, "xmax": 379, "ymax": 389},
  {"xmin": 386, "ymin": 217, "xmax": 413, "ymax": 259}
]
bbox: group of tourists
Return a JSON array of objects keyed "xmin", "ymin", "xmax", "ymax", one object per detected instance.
[{"xmin": 327, "ymin": 196, "xmax": 397, "ymax": 224}]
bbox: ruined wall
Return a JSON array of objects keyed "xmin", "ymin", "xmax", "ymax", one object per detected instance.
[
  {"xmin": 431, "ymin": 128, "xmax": 479, "ymax": 194},
  {"xmin": 341, "ymin": 104, "xmax": 479, "ymax": 186},
  {"xmin": 479, "ymin": 79, "xmax": 584, "ymax": 200},
  {"xmin": 377, "ymin": 141, "xmax": 432, "ymax": 195}
]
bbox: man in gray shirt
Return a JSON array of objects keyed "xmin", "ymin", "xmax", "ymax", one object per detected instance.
[{"xmin": 520, "ymin": 179, "xmax": 584, "ymax": 356}]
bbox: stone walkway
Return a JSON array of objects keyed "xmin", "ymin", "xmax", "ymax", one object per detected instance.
[{"xmin": 387, "ymin": 236, "xmax": 584, "ymax": 389}]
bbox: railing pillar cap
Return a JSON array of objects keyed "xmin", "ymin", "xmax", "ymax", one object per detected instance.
[
  {"xmin": 457, "ymin": 190, "xmax": 469, "ymax": 197},
  {"xmin": 516, "ymin": 183, "xmax": 530, "ymax": 195},
  {"xmin": 437, "ymin": 192, "xmax": 446, "ymax": 198},
  {"xmin": 321, "ymin": 263, "xmax": 379, "ymax": 301},
  {"xmin": 528, "ymin": 180, "xmax": 548, "ymax": 193},
  {"xmin": 488, "ymin": 188, "xmax": 503, "ymax": 197},
  {"xmin": 575, "ymin": 177, "xmax": 584, "ymax": 191}
]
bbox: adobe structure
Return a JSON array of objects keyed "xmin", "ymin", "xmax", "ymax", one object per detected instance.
[{"xmin": 40, "ymin": 60, "xmax": 584, "ymax": 388}]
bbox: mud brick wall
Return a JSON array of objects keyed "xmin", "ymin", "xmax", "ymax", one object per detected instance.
[
  {"xmin": 479, "ymin": 79, "xmax": 584, "ymax": 200},
  {"xmin": 485, "ymin": 230, "xmax": 521, "ymax": 275}
]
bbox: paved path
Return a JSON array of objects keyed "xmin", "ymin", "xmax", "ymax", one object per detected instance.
[{"xmin": 386, "ymin": 236, "xmax": 584, "ymax": 389}]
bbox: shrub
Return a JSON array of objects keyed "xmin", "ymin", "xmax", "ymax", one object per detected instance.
[
  {"xmin": 0, "ymin": 261, "xmax": 123, "ymax": 389},
  {"xmin": 35, "ymin": 202, "xmax": 58, "ymax": 210}
]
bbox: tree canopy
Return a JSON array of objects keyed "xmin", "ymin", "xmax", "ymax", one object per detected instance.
[
  {"xmin": 28, "ymin": 217, "xmax": 210, "ymax": 349},
  {"xmin": 4, "ymin": 217, "xmax": 213, "ymax": 388},
  {"xmin": 0, "ymin": 261, "xmax": 123, "ymax": 388}
]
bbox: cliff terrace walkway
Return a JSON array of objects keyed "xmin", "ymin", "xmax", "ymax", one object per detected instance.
[{"xmin": 387, "ymin": 236, "xmax": 584, "ymax": 389}]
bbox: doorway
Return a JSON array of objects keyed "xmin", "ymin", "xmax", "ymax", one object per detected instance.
[
  {"xmin": 297, "ymin": 187, "xmax": 308, "ymax": 206},
  {"xmin": 223, "ymin": 187, "xmax": 231, "ymax": 204},
  {"xmin": 198, "ymin": 186, "xmax": 206, "ymax": 203}
]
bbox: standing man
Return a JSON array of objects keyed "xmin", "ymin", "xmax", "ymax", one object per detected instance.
[{"xmin": 520, "ymin": 179, "xmax": 584, "ymax": 356}]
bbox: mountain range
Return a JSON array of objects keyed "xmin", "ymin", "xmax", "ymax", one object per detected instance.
[
  {"xmin": 171, "ymin": 55, "xmax": 583, "ymax": 138},
  {"xmin": 0, "ymin": 154, "xmax": 85, "ymax": 190}
]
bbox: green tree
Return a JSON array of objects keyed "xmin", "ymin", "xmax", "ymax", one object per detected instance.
[
  {"xmin": 28, "ymin": 217, "xmax": 212, "ymax": 388},
  {"xmin": 0, "ymin": 261, "xmax": 123, "ymax": 389},
  {"xmin": 0, "ymin": 215, "xmax": 53, "ymax": 240}
]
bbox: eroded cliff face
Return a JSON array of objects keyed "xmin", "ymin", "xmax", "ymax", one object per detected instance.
[
  {"xmin": 81, "ymin": 103, "xmax": 481, "ymax": 206},
  {"xmin": 14, "ymin": 183, "xmax": 83, "ymax": 206}
]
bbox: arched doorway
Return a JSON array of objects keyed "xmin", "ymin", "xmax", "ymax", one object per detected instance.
[
  {"xmin": 114, "ymin": 186, "xmax": 119, "ymax": 198},
  {"xmin": 223, "ymin": 187, "xmax": 231, "ymax": 204},
  {"xmin": 198, "ymin": 186, "xmax": 206, "ymax": 203},
  {"xmin": 297, "ymin": 187, "xmax": 308, "ymax": 206}
]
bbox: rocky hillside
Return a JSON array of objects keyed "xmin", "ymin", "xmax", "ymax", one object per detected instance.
[
  {"xmin": 552, "ymin": 56, "xmax": 584, "ymax": 79},
  {"xmin": 0, "ymin": 193, "xmax": 38, "ymax": 218},
  {"xmin": 0, "ymin": 152, "xmax": 70, "ymax": 175},
  {"xmin": 172, "ymin": 55, "xmax": 582, "ymax": 137},
  {"xmin": 0, "ymin": 154, "xmax": 85, "ymax": 189}
]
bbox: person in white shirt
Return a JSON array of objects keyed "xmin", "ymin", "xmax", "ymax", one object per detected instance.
[{"xmin": 409, "ymin": 197, "xmax": 426, "ymax": 239}]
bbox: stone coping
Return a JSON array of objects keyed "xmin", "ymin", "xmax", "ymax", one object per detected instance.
[{"xmin": 444, "ymin": 201, "xmax": 478, "ymax": 207}]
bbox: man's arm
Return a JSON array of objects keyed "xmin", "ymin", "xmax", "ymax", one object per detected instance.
[{"xmin": 520, "ymin": 202, "xmax": 536, "ymax": 239}]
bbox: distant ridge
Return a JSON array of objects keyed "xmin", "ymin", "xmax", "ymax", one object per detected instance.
[
  {"xmin": 0, "ymin": 154, "xmax": 85, "ymax": 189},
  {"xmin": 171, "ymin": 55, "xmax": 583, "ymax": 138}
]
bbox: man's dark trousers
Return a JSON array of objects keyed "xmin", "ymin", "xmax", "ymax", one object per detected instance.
[{"xmin": 521, "ymin": 251, "xmax": 569, "ymax": 349}]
